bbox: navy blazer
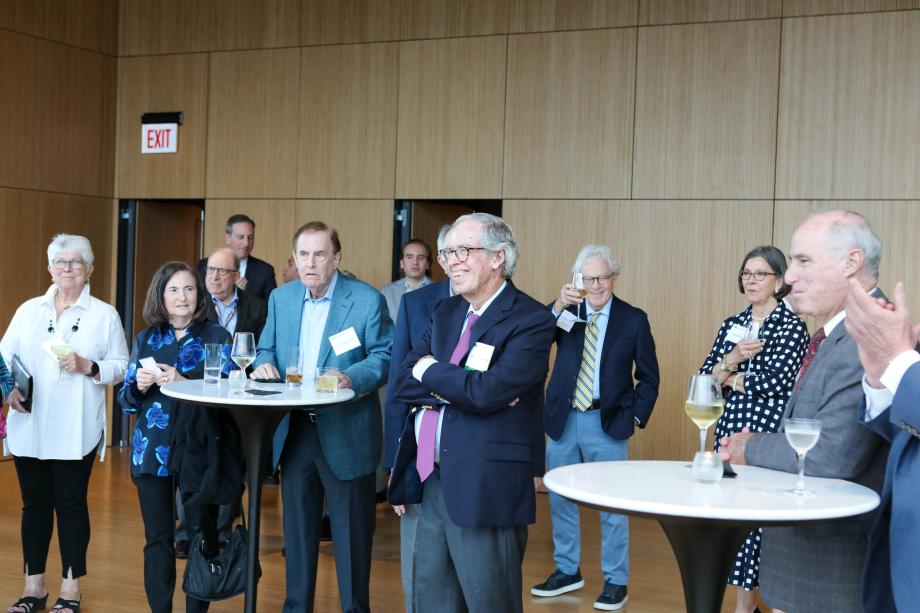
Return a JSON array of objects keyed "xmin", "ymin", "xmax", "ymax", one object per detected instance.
[
  {"xmin": 198, "ymin": 255, "xmax": 277, "ymax": 303},
  {"xmin": 383, "ymin": 279, "xmax": 451, "ymax": 468},
  {"xmin": 861, "ymin": 360, "xmax": 920, "ymax": 613},
  {"xmin": 545, "ymin": 296, "xmax": 660, "ymax": 441},
  {"xmin": 389, "ymin": 282, "xmax": 556, "ymax": 529}
]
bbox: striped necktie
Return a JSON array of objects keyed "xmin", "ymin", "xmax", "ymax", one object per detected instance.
[{"xmin": 573, "ymin": 313, "xmax": 600, "ymax": 411}]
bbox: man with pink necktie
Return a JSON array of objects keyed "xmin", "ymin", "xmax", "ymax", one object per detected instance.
[{"xmin": 389, "ymin": 213, "xmax": 556, "ymax": 613}]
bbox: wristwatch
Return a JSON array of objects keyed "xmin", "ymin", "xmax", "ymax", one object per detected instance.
[
  {"xmin": 720, "ymin": 357, "xmax": 736, "ymax": 373},
  {"xmin": 88, "ymin": 361, "xmax": 99, "ymax": 377}
]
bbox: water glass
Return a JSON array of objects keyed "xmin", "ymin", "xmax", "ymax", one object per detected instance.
[
  {"xmin": 692, "ymin": 451, "xmax": 723, "ymax": 484},
  {"xmin": 203, "ymin": 343, "xmax": 222, "ymax": 385},
  {"xmin": 227, "ymin": 369, "xmax": 245, "ymax": 390}
]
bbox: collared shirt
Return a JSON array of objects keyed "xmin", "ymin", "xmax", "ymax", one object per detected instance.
[
  {"xmin": 863, "ymin": 349, "xmax": 920, "ymax": 420},
  {"xmin": 298, "ymin": 271, "xmax": 338, "ymax": 376},
  {"xmin": 380, "ymin": 276, "xmax": 431, "ymax": 327},
  {"xmin": 212, "ymin": 289, "xmax": 239, "ymax": 335},
  {"xmin": 239, "ymin": 257, "xmax": 248, "ymax": 279},
  {"xmin": 412, "ymin": 281, "xmax": 508, "ymax": 460},
  {"xmin": 583, "ymin": 297, "xmax": 612, "ymax": 400},
  {"xmin": 0, "ymin": 284, "xmax": 129, "ymax": 460}
]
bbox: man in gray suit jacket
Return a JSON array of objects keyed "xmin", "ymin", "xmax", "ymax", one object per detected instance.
[
  {"xmin": 720, "ymin": 210, "xmax": 888, "ymax": 613},
  {"xmin": 252, "ymin": 221, "xmax": 393, "ymax": 613}
]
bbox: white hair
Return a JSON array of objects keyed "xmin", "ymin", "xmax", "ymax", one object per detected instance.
[
  {"xmin": 808, "ymin": 210, "xmax": 882, "ymax": 280},
  {"xmin": 47, "ymin": 234, "xmax": 94, "ymax": 266},
  {"xmin": 448, "ymin": 213, "xmax": 519, "ymax": 278},
  {"xmin": 571, "ymin": 244, "xmax": 620, "ymax": 276}
]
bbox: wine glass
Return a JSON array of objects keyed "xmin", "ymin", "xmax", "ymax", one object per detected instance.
[
  {"xmin": 573, "ymin": 272, "xmax": 588, "ymax": 299},
  {"xmin": 784, "ymin": 418, "xmax": 822, "ymax": 497},
  {"xmin": 230, "ymin": 332, "xmax": 256, "ymax": 392},
  {"xmin": 685, "ymin": 374, "xmax": 725, "ymax": 456}
]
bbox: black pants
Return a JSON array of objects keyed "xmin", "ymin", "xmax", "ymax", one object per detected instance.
[
  {"xmin": 280, "ymin": 411, "xmax": 376, "ymax": 613},
  {"xmin": 133, "ymin": 475, "xmax": 212, "ymax": 613},
  {"xmin": 13, "ymin": 446, "xmax": 97, "ymax": 578}
]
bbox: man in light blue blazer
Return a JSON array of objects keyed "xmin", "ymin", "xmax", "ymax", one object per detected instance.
[
  {"xmin": 252, "ymin": 221, "xmax": 393, "ymax": 613},
  {"xmin": 846, "ymin": 279, "xmax": 920, "ymax": 613}
]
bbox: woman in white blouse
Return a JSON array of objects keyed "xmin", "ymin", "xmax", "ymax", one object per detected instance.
[{"xmin": 1, "ymin": 234, "xmax": 128, "ymax": 613}]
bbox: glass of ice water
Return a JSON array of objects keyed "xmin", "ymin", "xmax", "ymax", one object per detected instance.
[{"xmin": 203, "ymin": 343, "xmax": 222, "ymax": 385}]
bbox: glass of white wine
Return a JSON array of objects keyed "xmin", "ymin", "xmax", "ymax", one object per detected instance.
[
  {"xmin": 572, "ymin": 272, "xmax": 588, "ymax": 299},
  {"xmin": 230, "ymin": 332, "xmax": 256, "ymax": 393},
  {"xmin": 784, "ymin": 417, "xmax": 822, "ymax": 497},
  {"xmin": 685, "ymin": 374, "xmax": 725, "ymax": 456}
]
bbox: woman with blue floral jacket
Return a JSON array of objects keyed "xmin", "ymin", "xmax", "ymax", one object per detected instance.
[{"xmin": 117, "ymin": 262, "xmax": 232, "ymax": 613}]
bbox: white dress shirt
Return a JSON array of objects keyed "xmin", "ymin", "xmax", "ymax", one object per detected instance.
[
  {"xmin": 0, "ymin": 284, "xmax": 129, "ymax": 460},
  {"xmin": 863, "ymin": 349, "xmax": 920, "ymax": 420}
]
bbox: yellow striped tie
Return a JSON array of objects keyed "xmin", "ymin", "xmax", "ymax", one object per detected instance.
[{"xmin": 573, "ymin": 313, "xmax": 600, "ymax": 411}]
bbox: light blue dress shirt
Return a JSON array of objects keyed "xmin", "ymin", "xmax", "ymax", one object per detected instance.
[
  {"xmin": 585, "ymin": 298, "xmax": 612, "ymax": 400},
  {"xmin": 212, "ymin": 289, "xmax": 239, "ymax": 335},
  {"xmin": 298, "ymin": 271, "xmax": 338, "ymax": 375}
]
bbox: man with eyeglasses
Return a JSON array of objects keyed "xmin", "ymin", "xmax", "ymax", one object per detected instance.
[
  {"xmin": 197, "ymin": 214, "xmax": 277, "ymax": 302},
  {"xmin": 251, "ymin": 221, "xmax": 392, "ymax": 613},
  {"xmin": 389, "ymin": 213, "xmax": 555, "ymax": 613},
  {"xmin": 531, "ymin": 244, "xmax": 659, "ymax": 611}
]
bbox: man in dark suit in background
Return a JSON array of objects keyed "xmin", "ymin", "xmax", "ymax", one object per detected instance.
[
  {"xmin": 846, "ymin": 279, "xmax": 920, "ymax": 613},
  {"xmin": 390, "ymin": 213, "xmax": 555, "ymax": 613},
  {"xmin": 532, "ymin": 244, "xmax": 659, "ymax": 611},
  {"xmin": 197, "ymin": 213, "xmax": 277, "ymax": 302},
  {"xmin": 203, "ymin": 247, "xmax": 267, "ymax": 339},
  {"xmin": 721, "ymin": 210, "xmax": 889, "ymax": 613}
]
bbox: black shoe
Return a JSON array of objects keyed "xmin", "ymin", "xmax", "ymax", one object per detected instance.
[
  {"xmin": 594, "ymin": 582, "xmax": 628, "ymax": 611},
  {"xmin": 175, "ymin": 540, "xmax": 190, "ymax": 559},
  {"xmin": 530, "ymin": 568, "xmax": 585, "ymax": 597},
  {"xmin": 375, "ymin": 488, "xmax": 388, "ymax": 504}
]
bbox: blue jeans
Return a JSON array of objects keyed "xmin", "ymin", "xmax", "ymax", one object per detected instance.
[{"xmin": 547, "ymin": 408, "xmax": 629, "ymax": 585}]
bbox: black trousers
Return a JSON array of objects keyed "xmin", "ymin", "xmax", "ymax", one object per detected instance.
[
  {"xmin": 280, "ymin": 411, "xmax": 376, "ymax": 613},
  {"xmin": 133, "ymin": 475, "xmax": 213, "ymax": 613},
  {"xmin": 13, "ymin": 446, "xmax": 97, "ymax": 577}
]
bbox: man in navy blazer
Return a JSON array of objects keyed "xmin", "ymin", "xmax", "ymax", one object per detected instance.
[
  {"xmin": 531, "ymin": 244, "xmax": 659, "ymax": 611},
  {"xmin": 197, "ymin": 213, "xmax": 277, "ymax": 302},
  {"xmin": 251, "ymin": 221, "xmax": 392, "ymax": 613},
  {"xmin": 389, "ymin": 213, "xmax": 555, "ymax": 613},
  {"xmin": 846, "ymin": 279, "xmax": 920, "ymax": 613}
]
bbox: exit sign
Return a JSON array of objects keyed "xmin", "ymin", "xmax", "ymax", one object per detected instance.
[{"xmin": 142, "ymin": 123, "xmax": 178, "ymax": 154}]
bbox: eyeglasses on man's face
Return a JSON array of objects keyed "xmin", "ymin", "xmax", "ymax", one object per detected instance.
[
  {"xmin": 52, "ymin": 258, "xmax": 85, "ymax": 270},
  {"xmin": 437, "ymin": 246, "xmax": 486, "ymax": 262},
  {"xmin": 739, "ymin": 271, "xmax": 777, "ymax": 281},
  {"xmin": 206, "ymin": 266, "xmax": 238, "ymax": 278},
  {"xmin": 582, "ymin": 274, "xmax": 615, "ymax": 286}
]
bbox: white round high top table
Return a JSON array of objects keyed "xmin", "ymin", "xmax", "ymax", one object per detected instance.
[
  {"xmin": 162, "ymin": 379, "xmax": 354, "ymax": 613},
  {"xmin": 543, "ymin": 460, "xmax": 879, "ymax": 613}
]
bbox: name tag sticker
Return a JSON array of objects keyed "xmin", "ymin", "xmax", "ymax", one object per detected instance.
[
  {"xmin": 725, "ymin": 324, "xmax": 747, "ymax": 344},
  {"xmin": 556, "ymin": 310, "xmax": 579, "ymax": 332},
  {"xmin": 329, "ymin": 327, "xmax": 361, "ymax": 356},
  {"xmin": 465, "ymin": 342, "xmax": 495, "ymax": 372}
]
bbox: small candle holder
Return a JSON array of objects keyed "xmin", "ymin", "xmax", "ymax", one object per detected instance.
[{"xmin": 692, "ymin": 451, "xmax": 723, "ymax": 484}]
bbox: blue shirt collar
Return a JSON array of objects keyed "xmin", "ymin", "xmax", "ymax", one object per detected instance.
[{"xmin": 306, "ymin": 270, "xmax": 338, "ymax": 303}]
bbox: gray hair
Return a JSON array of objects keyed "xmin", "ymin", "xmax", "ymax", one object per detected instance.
[
  {"xmin": 47, "ymin": 234, "xmax": 94, "ymax": 266},
  {"xmin": 449, "ymin": 213, "xmax": 519, "ymax": 278},
  {"xmin": 436, "ymin": 224, "xmax": 451, "ymax": 252},
  {"xmin": 209, "ymin": 247, "xmax": 240, "ymax": 271},
  {"xmin": 809, "ymin": 210, "xmax": 882, "ymax": 280},
  {"xmin": 571, "ymin": 244, "xmax": 620, "ymax": 276}
]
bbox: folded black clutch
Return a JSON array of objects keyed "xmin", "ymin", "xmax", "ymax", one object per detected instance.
[{"xmin": 11, "ymin": 354, "xmax": 32, "ymax": 412}]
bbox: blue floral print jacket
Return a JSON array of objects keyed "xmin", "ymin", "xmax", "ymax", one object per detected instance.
[{"xmin": 117, "ymin": 321, "xmax": 232, "ymax": 478}]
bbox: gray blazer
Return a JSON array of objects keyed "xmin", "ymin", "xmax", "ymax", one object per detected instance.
[{"xmin": 744, "ymin": 318, "xmax": 889, "ymax": 612}]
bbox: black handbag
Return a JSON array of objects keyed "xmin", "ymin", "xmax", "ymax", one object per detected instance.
[{"xmin": 182, "ymin": 512, "xmax": 261, "ymax": 601}]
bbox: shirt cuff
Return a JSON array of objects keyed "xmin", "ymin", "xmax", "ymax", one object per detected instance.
[
  {"xmin": 862, "ymin": 376, "xmax": 893, "ymax": 421},
  {"xmin": 412, "ymin": 356, "xmax": 438, "ymax": 382},
  {"xmin": 880, "ymin": 350, "xmax": 920, "ymax": 394}
]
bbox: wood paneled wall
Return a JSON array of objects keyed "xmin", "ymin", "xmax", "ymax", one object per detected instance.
[{"xmin": 112, "ymin": 1, "xmax": 920, "ymax": 461}]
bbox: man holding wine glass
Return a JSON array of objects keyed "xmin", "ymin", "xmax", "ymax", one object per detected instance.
[
  {"xmin": 719, "ymin": 210, "xmax": 889, "ymax": 613},
  {"xmin": 531, "ymin": 244, "xmax": 659, "ymax": 611},
  {"xmin": 250, "ymin": 221, "xmax": 393, "ymax": 613}
]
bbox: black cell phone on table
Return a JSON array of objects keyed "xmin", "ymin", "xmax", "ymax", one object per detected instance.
[{"xmin": 253, "ymin": 377, "xmax": 285, "ymax": 384}]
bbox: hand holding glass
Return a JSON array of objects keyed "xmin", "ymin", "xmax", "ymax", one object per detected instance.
[
  {"xmin": 784, "ymin": 418, "xmax": 822, "ymax": 496},
  {"xmin": 685, "ymin": 374, "xmax": 725, "ymax": 455}
]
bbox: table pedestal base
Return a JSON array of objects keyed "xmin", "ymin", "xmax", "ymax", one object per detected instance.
[
  {"xmin": 659, "ymin": 520, "xmax": 755, "ymax": 613},
  {"xmin": 226, "ymin": 405, "xmax": 291, "ymax": 613}
]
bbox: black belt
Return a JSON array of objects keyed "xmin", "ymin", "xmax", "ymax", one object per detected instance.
[{"xmin": 573, "ymin": 400, "xmax": 601, "ymax": 411}]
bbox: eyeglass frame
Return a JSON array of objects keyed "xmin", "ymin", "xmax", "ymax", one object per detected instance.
[
  {"xmin": 582, "ymin": 274, "xmax": 616, "ymax": 286},
  {"xmin": 437, "ymin": 246, "xmax": 487, "ymax": 262},
  {"xmin": 51, "ymin": 258, "xmax": 86, "ymax": 270},
  {"xmin": 739, "ymin": 271, "xmax": 778, "ymax": 281},
  {"xmin": 206, "ymin": 266, "xmax": 239, "ymax": 277}
]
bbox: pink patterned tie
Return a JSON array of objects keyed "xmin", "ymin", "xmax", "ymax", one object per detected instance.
[{"xmin": 417, "ymin": 312, "xmax": 480, "ymax": 481}]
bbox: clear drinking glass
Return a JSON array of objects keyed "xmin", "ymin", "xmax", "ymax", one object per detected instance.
[
  {"xmin": 203, "ymin": 343, "xmax": 222, "ymax": 385},
  {"xmin": 692, "ymin": 451, "xmax": 723, "ymax": 484},
  {"xmin": 315, "ymin": 367, "xmax": 339, "ymax": 395},
  {"xmin": 286, "ymin": 347, "xmax": 302, "ymax": 387},
  {"xmin": 573, "ymin": 272, "xmax": 588, "ymax": 299},
  {"xmin": 685, "ymin": 374, "xmax": 725, "ymax": 456},
  {"xmin": 784, "ymin": 418, "xmax": 822, "ymax": 497},
  {"xmin": 230, "ymin": 332, "xmax": 256, "ymax": 392}
]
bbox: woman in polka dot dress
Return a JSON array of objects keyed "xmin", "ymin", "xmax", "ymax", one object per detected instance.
[{"xmin": 699, "ymin": 245, "xmax": 810, "ymax": 613}]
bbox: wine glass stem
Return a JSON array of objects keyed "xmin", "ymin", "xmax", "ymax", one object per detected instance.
[
  {"xmin": 796, "ymin": 451, "xmax": 806, "ymax": 492},
  {"xmin": 699, "ymin": 427, "xmax": 707, "ymax": 454}
]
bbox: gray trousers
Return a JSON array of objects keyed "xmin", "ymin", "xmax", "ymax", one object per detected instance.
[
  {"xmin": 411, "ymin": 471, "xmax": 527, "ymax": 613},
  {"xmin": 400, "ymin": 504, "xmax": 418, "ymax": 612}
]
